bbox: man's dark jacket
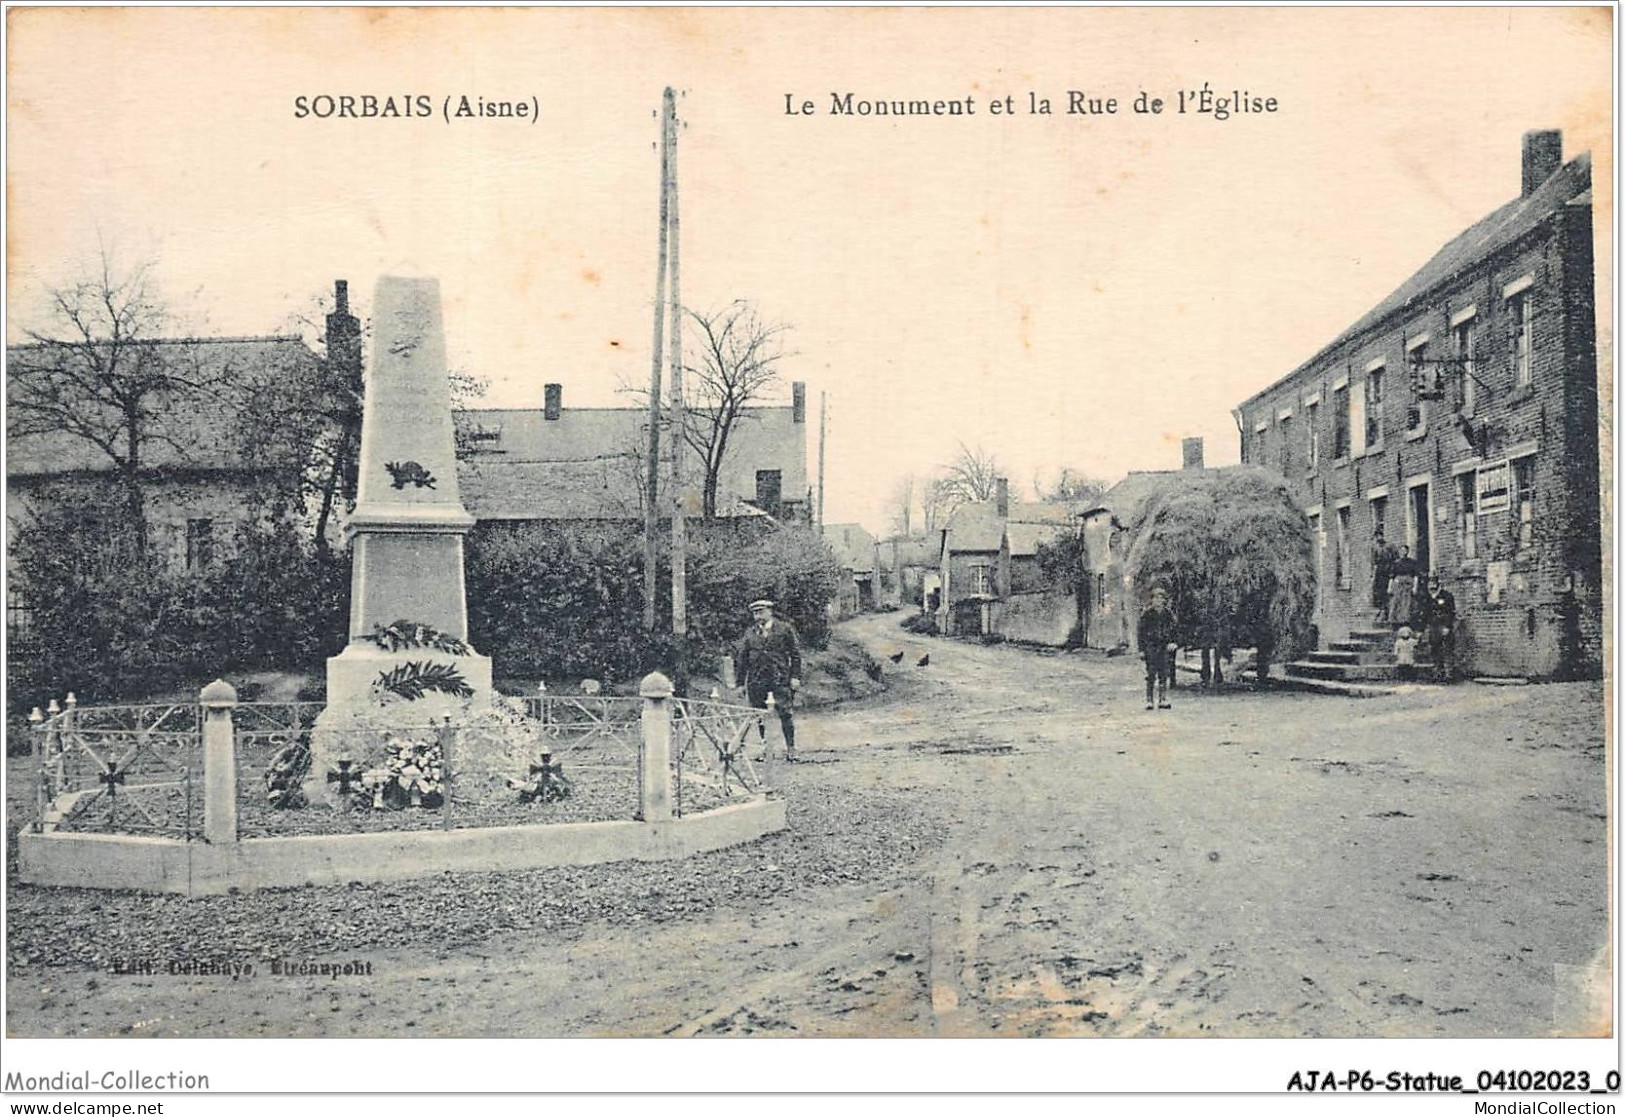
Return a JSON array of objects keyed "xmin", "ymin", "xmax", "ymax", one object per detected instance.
[
  {"xmin": 1138, "ymin": 605, "xmax": 1178, "ymax": 659},
  {"xmin": 1421, "ymin": 588, "xmax": 1457, "ymax": 633},
  {"xmin": 737, "ymin": 620, "xmax": 803, "ymax": 688}
]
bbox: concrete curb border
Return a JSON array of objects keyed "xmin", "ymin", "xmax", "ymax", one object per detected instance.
[{"xmin": 18, "ymin": 797, "xmax": 787, "ymax": 897}]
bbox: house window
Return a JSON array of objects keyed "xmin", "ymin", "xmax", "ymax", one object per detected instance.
[
  {"xmin": 1514, "ymin": 456, "xmax": 1536, "ymax": 551},
  {"xmin": 7, "ymin": 587, "xmax": 32, "ymax": 641},
  {"xmin": 1335, "ymin": 506, "xmax": 1351, "ymax": 590},
  {"xmin": 1452, "ymin": 319, "xmax": 1476, "ymax": 415},
  {"xmin": 1096, "ymin": 572, "xmax": 1106, "ymax": 606},
  {"xmin": 1457, "ymin": 473, "xmax": 1478, "ymax": 560},
  {"xmin": 1306, "ymin": 401, "xmax": 1320, "ymax": 471},
  {"xmin": 1371, "ymin": 496, "xmax": 1388, "ymax": 546},
  {"xmin": 1365, "ymin": 369, "xmax": 1384, "ymax": 447},
  {"xmin": 755, "ymin": 470, "xmax": 782, "ymax": 509},
  {"xmin": 186, "ymin": 518, "xmax": 215, "ymax": 572},
  {"xmin": 1510, "ymin": 291, "xmax": 1532, "ymax": 388},
  {"xmin": 970, "ymin": 563, "xmax": 992, "ymax": 596},
  {"xmin": 1278, "ymin": 414, "xmax": 1292, "ymax": 474},
  {"xmin": 1333, "ymin": 385, "xmax": 1350, "ymax": 459}
]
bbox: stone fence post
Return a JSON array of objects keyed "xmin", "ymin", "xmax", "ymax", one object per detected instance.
[
  {"xmin": 200, "ymin": 679, "xmax": 238, "ymax": 844},
  {"xmin": 638, "ymin": 672, "xmax": 675, "ymax": 823}
]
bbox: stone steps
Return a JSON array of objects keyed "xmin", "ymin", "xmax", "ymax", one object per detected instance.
[
  {"xmin": 1287, "ymin": 616, "xmax": 1439, "ymax": 686},
  {"xmin": 1242, "ymin": 669, "xmax": 1398, "ymax": 698},
  {"xmin": 1285, "ymin": 660, "xmax": 1410, "ymax": 683}
]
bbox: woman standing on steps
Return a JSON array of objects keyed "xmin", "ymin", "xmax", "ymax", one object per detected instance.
[{"xmin": 1387, "ymin": 545, "xmax": 1420, "ymax": 627}]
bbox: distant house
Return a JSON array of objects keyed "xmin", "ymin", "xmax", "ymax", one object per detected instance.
[
  {"xmin": 878, "ymin": 533, "xmax": 938, "ymax": 610},
  {"xmin": 937, "ymin": 478, "xmax": 1077, "ymax": 643},
  {"xmin": 454, "ymin": 381, "xmax": 810, "ymax": 524},
  {"xmin": 6, "ymin": 326, "xmax": 332, "ymax": 643},
  {"xmin": 823, "ymin": 522, "xmax": 879, "ymax": 615},
  {"xmin": 9, "ymin": 321, "xmax": 333, "ymax": 510},
  {"xmin": 1079, "ymin": 438, "xmax": 1212, "ymax": 652}
]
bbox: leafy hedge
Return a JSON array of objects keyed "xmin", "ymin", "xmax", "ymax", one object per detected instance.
[
  {"xmin": 8, "ymin": 508, "xmax": 349, "ymax": 715},
  {"xmin": 465, "ymin": 519, "xmax": 842, "ymax": 685},
  {"xmin": 10, "ymin": 509, "xmax": 844, "ymax": 715}
]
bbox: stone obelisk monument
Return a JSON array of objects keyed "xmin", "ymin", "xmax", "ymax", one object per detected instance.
[{"xmin": 323, "ymin": 276, "xmax": 493, "ymax": 711}]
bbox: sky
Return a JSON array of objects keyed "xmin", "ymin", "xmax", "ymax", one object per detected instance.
[{"xmin": 6, "ymin": 7, "xmax": 1613, "ymax": 536}]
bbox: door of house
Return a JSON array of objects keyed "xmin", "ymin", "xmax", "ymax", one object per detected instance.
[
  {"xmin": 1408, "ymin": 482, "xmax": 1431, "ymax": 572},
  {"xmin": 755, "ymin": 470, "xmax": 782, "ymax": 510}
]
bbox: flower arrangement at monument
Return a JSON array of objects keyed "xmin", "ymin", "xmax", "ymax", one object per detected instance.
[
  {"xmin": 264, "ymin": 744, "xmax": 312, "ymax": 809},
  {"xmin": 359, "ymin": 736, "xmax": 445, "ymax": 810}
]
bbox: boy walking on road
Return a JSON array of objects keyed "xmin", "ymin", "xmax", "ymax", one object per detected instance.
[{"xmin": 1139, "ymin": 585, "xmax": 1178, "ymax": 711}]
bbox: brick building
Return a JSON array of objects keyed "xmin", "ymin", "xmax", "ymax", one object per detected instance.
[{"xmin": 1233, "ymin": 131, "xmax": 1599, "ymax": 679}]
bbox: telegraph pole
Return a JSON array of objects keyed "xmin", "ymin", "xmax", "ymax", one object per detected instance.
[
  {"xmin": 643, "ymin": 92, "xmax": 672, "ymax": 632},
  {"xmin": 666, "ymin": 87, "xmax": 689, "ymax": 692},
  {"xmin": 817, "ymin": 390, "xmax": 828, "ymax": 531}
]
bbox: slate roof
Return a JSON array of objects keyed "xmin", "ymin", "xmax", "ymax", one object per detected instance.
[
  {"xmin": 943, "ymin": 499, "xmax": 1075, "ymax": 556},
  {"xmin": 1240, "ymin": 152, "xmax": 1592, "ymax": 408},
  {"xmin": 453, "ymin": 405, "xmax": 794, "ymax": 521},
  {"xmin": 824, "ymin": 523, "xmax": 878, "ymax": 573},
  {"xmin": 1093, "ymin": 471, "xmax": 1181, "ymax": 526},
  {"xmin": 942, "ymin": 501, "xmax": 1003, "ymax": 554},
  {"xmin": 6, "ymin": 336, "xmax": 321, "ymax": 477},
  {"xmin": 1006, "ymin": 519, "xmax": 1071, "ymax": 558},
  {"xmin": 881, "ymin": 533, "xmax": 938, "ymax": 569}
]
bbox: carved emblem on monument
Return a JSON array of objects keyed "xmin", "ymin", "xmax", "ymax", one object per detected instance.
[{"xmin": 385, "ymin": 460, "xmax": 438, "ymax": 489}]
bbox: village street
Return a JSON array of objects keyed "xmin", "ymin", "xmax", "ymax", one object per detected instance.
[{"xmin": 5, "ymin": 613, "xmax": 1610, "ymax": 1039}]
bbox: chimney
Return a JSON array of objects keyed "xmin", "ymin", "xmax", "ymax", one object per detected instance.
[
  {"xmin": 544, "ymin": 383, "xmax": 562, "ymax": 420},
  {"xmin": 1182, "ymin": 436, "xmax": 1205, "ymax": 471},
  {"xmin": 324, "ymin": 279, "xmax": 362, "ymax": 383},
  {"xmin": 791, "ymin": 381, "xmax": 806, "ymax": 424},
  {"xmin": 995, "ymin": 476, "xmax": 1009, "ymax": 519},
  {"xmin": 1522, "ymin": 130, "xmax": 1563, "ymax": 197}
]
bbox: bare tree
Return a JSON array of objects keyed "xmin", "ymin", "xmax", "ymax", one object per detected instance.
[
  {"xmin": 7, "ymin": 251, "xmax": 229, "ymax": 553},
  {"xmin": 921, "ymin": 476, "xmax": 956, "ymax": 531},
  {"xmin": 936, "ymin": 441, "xmax": 1003, "ymax": 508},
  {"xmin": 681, "ymin": 300, "xmax": 794, "ymax": 518},
  {"xmin": 1033, "ymin": 466, "xmax": 1110, "ymax": 508},
  {"xmin": 886, "ymin": 473, "xmax": 918, "ymax": 537}
]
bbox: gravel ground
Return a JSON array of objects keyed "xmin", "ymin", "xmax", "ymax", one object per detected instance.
[{"xmin": 5, "ymin": 783, "xmax": 947, "ymax": 972}]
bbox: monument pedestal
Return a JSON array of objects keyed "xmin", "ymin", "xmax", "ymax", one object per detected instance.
[
  {"xmin": 308, "ymin": 643, "xmax": 494, "ymax": 808},
  {"xmin": 323, "ymin": 641, "xmax": 495, "ymax": 711}
]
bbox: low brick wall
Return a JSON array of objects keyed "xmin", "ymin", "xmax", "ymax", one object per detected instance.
[{"xmin": 18, "ymin": 797, "xmax": 787, "ymax": 896}]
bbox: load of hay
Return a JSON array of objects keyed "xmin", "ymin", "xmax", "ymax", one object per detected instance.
[{"xmin": 1127, "ymin": 466, "xmax": 1316, "ymax": 684}]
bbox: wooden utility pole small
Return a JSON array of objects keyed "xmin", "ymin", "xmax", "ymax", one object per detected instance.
[
  {"xmin": 643, "ymin": 93, "xmax": 673, "ymax": 632},
  {"xmin": 666, "ymin": 88, "xmax": 689, "ymax": 691},
  {"xmin": 817, "ymin": 390, "xmax": 828, "ymax": 530}
]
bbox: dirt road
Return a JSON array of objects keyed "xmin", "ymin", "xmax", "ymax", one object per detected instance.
[{"xmin": 6, "ymin": 612, "xmax": 1609, "ymax": 1038}]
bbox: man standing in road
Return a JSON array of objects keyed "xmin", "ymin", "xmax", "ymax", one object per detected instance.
[
  {"xmin": 1420, "ymin": 575, "xmax": 1458, "ymax": 683},
  {"xmin": 1138, "ymin": 585, "xmax": 1178, "ymax": 711},
  {"xmin": 736, "ymin": 598, "xmax": 802, "ymax": 761}
]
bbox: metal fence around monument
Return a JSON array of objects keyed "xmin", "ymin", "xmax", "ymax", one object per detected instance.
[
  {"xmin": 671, "ymin": 697, "xmax": 763, "ymax": 816},
  {"xmin": 30, "ymin": 697, "xmax": 203, "ymax": 838},
  {"xmin": 32, "ymin": 688, "xmax": 771, "ymax": 839}
]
